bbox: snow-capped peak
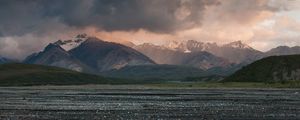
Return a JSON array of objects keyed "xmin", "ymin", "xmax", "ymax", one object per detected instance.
[
  {"xmin": 164, "ymin": 40, "xmax": 219, "ymax": 52},
  {"xmin": 54, "ymin": 34, "xmax": 88, "ymax": 51},
  {"xmin": 225, "ymin": 41, "xmax": 252, "ymax": 49},
  {"xmin": 164, "ymin": 40, "xmax": 188, "ymax": 51},
  {"xmin": 186, "ymin": 40, "xmax": 217, "ymax": 51}
]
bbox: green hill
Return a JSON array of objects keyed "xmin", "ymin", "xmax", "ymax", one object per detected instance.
[
  {"xmin": 224, "ymin": 55, "xmax": 300, "ymax": 83},
  {"xmin": 0, "ymin": 63, "xmax": 114, "ymax": 86}
]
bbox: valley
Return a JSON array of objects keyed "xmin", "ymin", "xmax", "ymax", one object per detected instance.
[{"xmin": 1, "ymin": 1, "xmax": 300, "ymax": 119}]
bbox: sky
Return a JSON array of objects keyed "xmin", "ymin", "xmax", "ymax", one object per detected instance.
[{"xmin": 0, "ymin": 0, "xmax": 300, "ymax": 59}]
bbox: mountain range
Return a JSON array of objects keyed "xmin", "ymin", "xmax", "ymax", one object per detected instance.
[
  {"xmin": 134, "ymin": 40, "xmax": 300, "ymax": 74},
  {"xmin": 134, "ymin": 43, "xmax": 230, "ymax": 70},
  {"xmin": 1, "ymin": 34, "xmax": 300, "ymax": 81},
  {"xmin": 135, "ymin": 40, "xmax": 263, "ymax": 64}
]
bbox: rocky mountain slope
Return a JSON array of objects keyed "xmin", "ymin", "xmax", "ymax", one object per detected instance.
[
  {"xmin": 69, "ymin": 37, "xmax": 155, "ymax": 72},
  {"xmin": 24, "ymin": 35, "xmax": 155, "ymax": 73},
  {"xmin": 214, "ymin": 41, "xmax": 263, "ymax": 63},
  {"xmin": 23, "ymin": 43, "xmax": 92, "ymax": 72},
  {"xmin": 134, "ymin": 43, "xmax": 230, "ymax": 70},
  {"xmin": 23, "ymin": 43, "xmax": 92, "ymax": 73}
]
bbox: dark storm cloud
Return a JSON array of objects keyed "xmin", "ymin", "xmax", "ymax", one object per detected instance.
[
  {"xmin": 0, "ymin": 0, "xmax": 44, "ymax": 36},
  {"xmin": 0, "ymin": 0, "xmax": 220, "ymax": 36},
  {"xmin": 83, "ymin": 0, "xmax": 220, "ymax": 33},
  {"xmin": 0, "ymin": 0, "xmax": 294, "ymax": 37}
]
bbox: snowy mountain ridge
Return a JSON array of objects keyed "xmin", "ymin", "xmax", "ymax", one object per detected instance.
[
  {"xmin": 164, "ymin": 40, "xmax": 253, "ymax": 52},
  {"xmin": 54, "ymin": 34, "xmax": 88, "ymax": 51}
]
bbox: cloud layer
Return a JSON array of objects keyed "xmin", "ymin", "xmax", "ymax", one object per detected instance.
[
  {"xmin": 0, "ymin": 0, "xmax": 221, "ymax": 36},
  {"xmin": 0, "ymin": 0, "xmax": 299, "ymax": 59}
]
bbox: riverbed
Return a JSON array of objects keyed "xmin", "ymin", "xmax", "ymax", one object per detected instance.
[{"xmin": 0, "ymin": 86, "xmax": 299, "ymax": 119}]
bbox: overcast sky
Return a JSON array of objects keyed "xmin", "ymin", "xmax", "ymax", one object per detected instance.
[{"xmin": 0, "ymin": 0, "xmax": 300, "ymax": 59}]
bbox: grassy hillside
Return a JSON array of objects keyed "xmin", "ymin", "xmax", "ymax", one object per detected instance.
[
  {"xmin": 224, "ymin": 55, "xmax": 300, "ymax": 83},
  {"xmin": 0, "ymin": 63, "xmax": 116, "ymax": 86}
]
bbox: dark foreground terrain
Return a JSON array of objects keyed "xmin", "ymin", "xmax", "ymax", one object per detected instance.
[{"xmin": 0, "ymin": 86, "xmax": 299, "ymax": 120}]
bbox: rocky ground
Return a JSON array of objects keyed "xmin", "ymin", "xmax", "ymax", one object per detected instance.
[{"xmin": 0, "ymin": 86, "xmax": 299, "ymax": 120}]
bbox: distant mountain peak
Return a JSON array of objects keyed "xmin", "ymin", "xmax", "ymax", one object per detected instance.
[
  {"xmin": 134, "ymin": 43, "xmax": 176, "ymax": 53},
  {"xmin": 164, "ymin": 40, "xmax": 187, "ymax": 51},
  {"xmin": 163, "ymin": 40, "xmax": 220, "ymax": 52},
  {"xmin": 76, "ymin": 33, "xmax": 88, "ymax": 39},
  {"xmin": 162, "ymin": 40, "xmax": 254, "ymax": 51},
  {"xmin": 54, "ymin": 34, "xmax": 88, "ymax": 51},
  {"xmin": 135, "ymin": 39, "xmax": 263, "ymax": 64},
  {"xmin": 186, "ymin": 40, "xmax": 217, "ymax": 51},
  {"xmin": 225, "ymin": 40, "xmax": 252, "ymax": 49},
  {"xmin": 45, "ymin": 43, "xmax": 65, "ymax": 51}
]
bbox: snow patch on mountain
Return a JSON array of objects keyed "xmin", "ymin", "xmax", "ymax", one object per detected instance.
[
  {"xmin": 164, "ymin": 40, "xmax": 255, "ymax": 52},
  {"xmin": 164, "ymin": 40, "xmax": 188, "ymax": 51},
  {"xmin": 54, "ymin": 34, "xmax": 88, "ymax": 51},
  {"xmin": 184, "ymin": 49, "xmax": 191, "ymax": 53},
  {"xmin": 224, "ymin": 41, "xmax": 252, "ymax": 49}
]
